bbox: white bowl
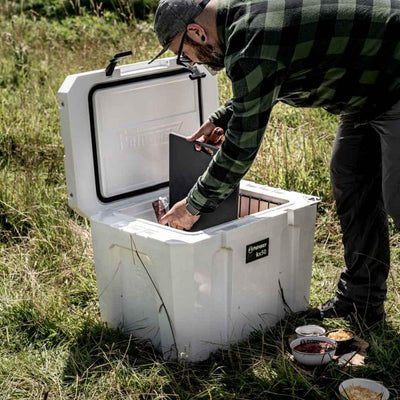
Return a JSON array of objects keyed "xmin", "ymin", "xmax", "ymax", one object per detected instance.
[
  {"xmin": 290, "ymin": 336, "xmax": 336, "ymax": 366},
  {"xmin": 295, "ymin": 324, "xmax": 326, "ymax": 338},
  {"xmin": 339, "ymin": 378, "xmax": 389, "ymax": 399}
]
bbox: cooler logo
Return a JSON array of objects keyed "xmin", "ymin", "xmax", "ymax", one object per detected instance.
[{"xmin": 246, "ymin": 238, "xmax": 269, "ymax": 263}]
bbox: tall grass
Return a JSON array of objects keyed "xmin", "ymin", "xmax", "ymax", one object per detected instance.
[
  {"xmin": 0, "ymin": 0, "xmax": 158, "ymax": 21},
  {"xmin": 0, "ymin": 9, "xmax": 399, "ymax": 400}
]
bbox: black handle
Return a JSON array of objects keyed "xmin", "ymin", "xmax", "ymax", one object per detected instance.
[
  {"xmin": 193, "ymin": 140, "xmax": 218, "ymax": 156},
  {"xmin": 105, "ymin": 51, "xmax": 133, "ymax": 76}
]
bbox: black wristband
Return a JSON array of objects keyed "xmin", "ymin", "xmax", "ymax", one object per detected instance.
[{"xmin": 186, "ymin": 200, "xmax": 200, "ymax": 216}]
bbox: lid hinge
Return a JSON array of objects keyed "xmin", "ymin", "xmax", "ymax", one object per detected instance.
[
  {"xmin": 185, "ymin": 65, "xmax": 206, "ymax": 80},
  {"xmin": 105, "ymin": 51, "xmax": 133, "ymax": 77}
]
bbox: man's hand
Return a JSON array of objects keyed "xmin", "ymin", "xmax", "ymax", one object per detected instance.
[
  {"xmin": 187, "ymin": 119, "xmax": 225, "ymax": 153},
  {"xmin": 188, "ymin": 119, "xmax": 216, "ymax": 142},
  {"xmin": 159, "ymin": 198, "xmax": 200, "ymax": 230}
]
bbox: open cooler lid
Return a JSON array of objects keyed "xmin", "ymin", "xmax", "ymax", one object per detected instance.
[{"xmin": 58, "ymin": 57, "xmax": 219, "ymax": 218}]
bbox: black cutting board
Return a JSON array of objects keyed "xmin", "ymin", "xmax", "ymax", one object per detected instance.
[{"xmin": 169, "ymin": 132, "xmax": 239, "ymax": 231}]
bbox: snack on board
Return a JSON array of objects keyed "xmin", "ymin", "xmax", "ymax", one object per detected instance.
[{"xmin": 340, "ymin": 385, "xmax": 384, "ymax": 400}]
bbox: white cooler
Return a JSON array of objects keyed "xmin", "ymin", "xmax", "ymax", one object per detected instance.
[{"xmin": 58, "ymin": 57, "xmax": 319, "ymax": 362}]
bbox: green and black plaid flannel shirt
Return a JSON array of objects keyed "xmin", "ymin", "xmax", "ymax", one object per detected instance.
[{"xmin": 187, "ymin": 0, "xmax": 400, "ymax": 213}]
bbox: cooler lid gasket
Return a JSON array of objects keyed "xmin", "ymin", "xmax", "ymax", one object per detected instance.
[{"xmin": 88, "ymin": 67, "xmax": 205, "ymax": 204}]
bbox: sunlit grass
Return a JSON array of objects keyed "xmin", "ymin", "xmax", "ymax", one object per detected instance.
[{"xmin": 1, "ymin": 10, "xmax": 399, "ymax": 400}]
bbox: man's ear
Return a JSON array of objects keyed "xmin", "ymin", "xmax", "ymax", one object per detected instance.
[{"xmin": 187, "ymin": 23, "xmax": 207, "ymax": 44}]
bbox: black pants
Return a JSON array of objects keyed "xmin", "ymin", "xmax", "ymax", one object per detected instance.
[{"xmin": 330, "ymin": 101, "xmax": 400, "ymax": 308}]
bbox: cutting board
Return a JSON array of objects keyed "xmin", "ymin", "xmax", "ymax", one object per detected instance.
[{"xmin": 169, "ymin": 133, "xmax": 239, "ymax": 231}]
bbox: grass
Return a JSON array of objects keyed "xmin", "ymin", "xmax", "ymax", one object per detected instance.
[{"xmin": 1, "ymin": 9, "xmax": 400, "ymax": 400}]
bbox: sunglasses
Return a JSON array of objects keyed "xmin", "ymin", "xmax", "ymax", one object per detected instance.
[
  {"xmin": 176, "ymin": 30, "xmax": 193, "ymax": 69},
  {"xmin": 175, "ymin": 30, "xmax": 216, "ymax": 77}
]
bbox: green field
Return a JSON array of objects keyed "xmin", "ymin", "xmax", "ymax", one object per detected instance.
[{"xmin": 1, "ymin": 7, "xmax": 399, "ymax": 400}]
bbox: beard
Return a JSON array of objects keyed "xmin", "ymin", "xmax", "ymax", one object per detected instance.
[{"xmin": 185, "ymin": 36, "xmax": 225, "ymax": 71}]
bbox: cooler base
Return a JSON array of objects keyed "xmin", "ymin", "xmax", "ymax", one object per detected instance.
[{"xmin": 91, "ymin": 181, "xmax": 317, "ymax": 362}]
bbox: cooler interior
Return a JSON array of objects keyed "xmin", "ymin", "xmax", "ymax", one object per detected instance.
[
  {"xmin": 117, "ymin": 185, "xmax": 289, "ymax": 227},
  {"xmin": 237, "ymin": 188, "xmax": 288, "ymax": 218}
]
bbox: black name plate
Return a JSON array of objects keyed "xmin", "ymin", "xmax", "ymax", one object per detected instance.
[{"xmin": 246, "ymin": 238, "xmax": 269, "ymax": 263}]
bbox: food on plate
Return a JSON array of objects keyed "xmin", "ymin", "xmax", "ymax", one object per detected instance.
[
  {"xmin": 294, "ymin": 341, "xmax": 335, "ymax": 354},
  {"xmin": 306, "ymin": 330, "xmax": 322, "ymax": 336},
  {"xmin": 327, "ymin": 329, "xmax": 354, "ymax": 341},
  {"xmin": 295, "ymin": 324, "xmax": 326, "ymax": 337},
  {"xmin": 299, "ymin": 329, "xmax": 324, "ymax": 336},
  {"xmin": 340, "ymin": 385, "xmax": 384, "ymax": 400}
]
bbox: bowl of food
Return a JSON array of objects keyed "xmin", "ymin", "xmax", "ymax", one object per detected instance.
[
  {"xmin": 295, "ymin": 324, "xmax": 326, "ymax": 338},
  {"xmin": 326, "ymin": 328, "xmax": 355, "ymax": 349},
  {"xmin": 339, "ymin": 378, "xmax": 389, "ymax": 399},
  {"xmin": 290, "ymin": 336, "xmax": 336, "ymax": 366}
]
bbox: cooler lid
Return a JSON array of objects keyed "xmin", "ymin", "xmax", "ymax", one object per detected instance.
[{"xmin": 58, "ymin": 57, "xmax": 219, "ymax": 218}]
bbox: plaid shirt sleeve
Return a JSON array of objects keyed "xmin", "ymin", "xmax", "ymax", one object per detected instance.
[
  {"xmin": 209, "ymin": 99, "xmax": 233, "ymax": 130},
  {"xmin": 187, "ymin": 58, "xmax": 283, "ymax": 212}
]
